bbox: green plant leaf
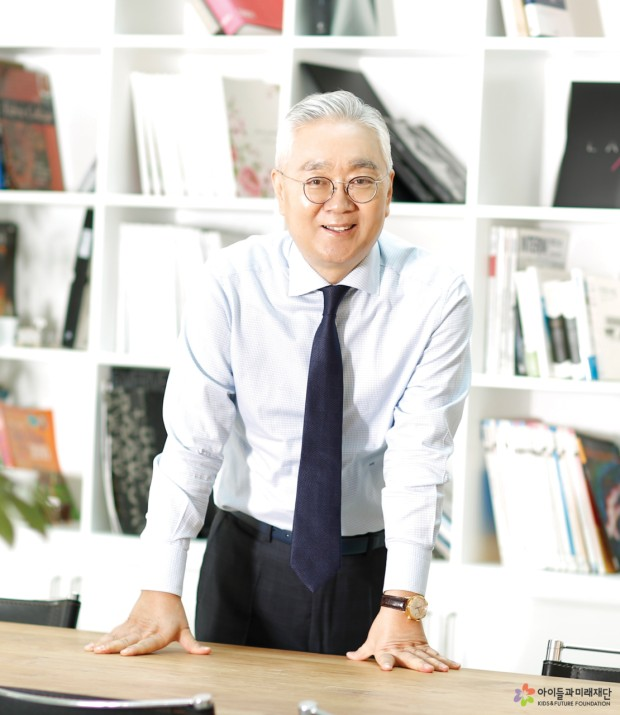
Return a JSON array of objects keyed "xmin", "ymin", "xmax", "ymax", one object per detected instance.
[
  {"xmin": 0, "ymin": 506, "xmax": 15, "ymax": 546},
  {"xmin": 10, "ymin": 492, "xmax": 48, "ymax": 536},
  {"xmin": 0, "ymin": 471, "xmax": 50, "ymax": 545}
]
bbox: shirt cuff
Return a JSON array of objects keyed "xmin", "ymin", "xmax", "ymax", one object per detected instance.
[
  {"xmin": 139, "ymin": 534, "xmax": 189, "ymax": 597},
  {"xmin": 383, "ymin": 540, "xmax": 432, "ymax": 595}
]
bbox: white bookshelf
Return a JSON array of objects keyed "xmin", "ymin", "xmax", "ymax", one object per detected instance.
[{"xmin": 0, "ymin": 0, "xmax": 619, "ymax": 674}]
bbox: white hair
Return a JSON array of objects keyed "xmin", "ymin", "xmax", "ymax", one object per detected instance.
[{"xmin": 275, "ymin": 90, "xmax": 393, "ymax": 171}]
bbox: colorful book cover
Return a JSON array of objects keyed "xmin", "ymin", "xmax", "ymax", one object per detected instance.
[
  {"xmin": 204, "ymin": 0, "xmax": 282, "ymax": 35},
  {"xmin": 0, "ymin": 404, "xmax": 61, "ymax": 472},
  {"xmin": 576, "ymin": 432, "xmax": 620, "ymax": 572},
  {"xmin": 223, "ymin": 76, "xmax": 279, "ymax": 198},
  {"xmin": 0, "ymin": 64, "xmax": 64, "ymax": 190}
]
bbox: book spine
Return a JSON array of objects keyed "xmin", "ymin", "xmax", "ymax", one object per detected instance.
[
  {"xmin": 0, "ymin": 221, "xmax": 18, "ymax": 317},
  {"xmin": 569, "ymin": 267, "xmax": 597, "ymax": 380},
  {"xmin": 310, "ymin": 0, "xmax": 333, "ymax": 35},
  {"xmin": 62, "ymin": 209, "xmax": 94, "ymax": 348}
]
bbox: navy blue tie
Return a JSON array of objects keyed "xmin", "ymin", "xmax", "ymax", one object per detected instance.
[{"xmin": 291, "ymin": 285, "xmax": 350, "ymax": 592}]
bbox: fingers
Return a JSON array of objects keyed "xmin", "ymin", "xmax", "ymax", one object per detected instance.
[
  {"xmin": 378, "ymin": 645, "xmax": 460, "ymax": 673},
  {"xmin": 85, "ymin": 626, "xmax": 169, "ymax": 657},
  {"xmin": 346, "ymin": 644, "xmax": 372, "ymax": 662},
  {"xmin": 85, "ymin": 626, "xmax": 211, "ymax": 658},
  {"xmin": 347, "ymin": 641, "xmax": 460, "ymax": 673},
  {"xmin": 178, "ymin": 628, "xmax": 212, "ymax": 656}
]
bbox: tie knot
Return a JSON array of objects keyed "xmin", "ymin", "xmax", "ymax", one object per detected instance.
[{"xmin": 321, "ymin": 285, "xmax": 350, "ymax": 316}]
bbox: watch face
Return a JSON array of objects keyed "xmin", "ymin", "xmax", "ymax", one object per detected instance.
[{"xmin": 406, "ymin": 595, "xmax": 428, "ymax": 621}]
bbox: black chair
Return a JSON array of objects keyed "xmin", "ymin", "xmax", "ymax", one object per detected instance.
[
  {"xmin": 0, "ymin": 687, "xmax": 214, "ymax": 714},
  {"xmin": 0, "ymin": 595, "xmax": 81, "ymax": 628},
  {"xmin": 542, "ymin": 639, "xmax": 620, "ymax": 683}
]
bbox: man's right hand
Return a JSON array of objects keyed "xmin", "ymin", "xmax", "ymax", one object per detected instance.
[{"xmin": 83, "ymin": 590, "xmax": 212, "ymax": 657}]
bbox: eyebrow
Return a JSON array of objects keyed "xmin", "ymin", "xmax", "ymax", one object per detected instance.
[{"xmin": 299, "ymin": 159, "xmax": 381, "ymax": 172}]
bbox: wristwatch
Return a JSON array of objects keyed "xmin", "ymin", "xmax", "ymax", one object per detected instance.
[{"xmin": 380, "ymin": 593, "xmax": 428, "ymax": 621}]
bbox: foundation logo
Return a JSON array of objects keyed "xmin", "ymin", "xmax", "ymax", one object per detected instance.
[{"xmin": 514, "ymin": 683, "xmax": 536, "ymax": 707}]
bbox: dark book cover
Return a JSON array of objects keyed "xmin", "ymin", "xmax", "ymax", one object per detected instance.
[
  {"xmin": 396, "ymin": 120, "xmax": 467, "ymax": 203},
  {"xmin": 554, "ymin": 82, "xmax": 620, "ymax": 208},
  {"xmin": 300, "ymin": 62, "xmax": 438, "ymax": 202},
  {"xmin": 0, "ymin": 221, "xmax": 17, "ymax": 316},
  {"xmin": 0, "ymin": 64, "xmax": 64, "ymax": 191},
  {"xmin": 309, "ymin": 0, "xmax": 333, "ymax": 35},
  {"xmin": 386, "ymin": 117, "xmax": 453, "ymax": 203},
  {"xmin": 576, "ymin": 432, "xmax": 620, "ymax": 571}
]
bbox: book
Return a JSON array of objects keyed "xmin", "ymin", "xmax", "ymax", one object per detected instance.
[
  {"xmin": 481, "ymin": 418, "xmax": 615, "ymax": 574},
  {"xmin": 384, "ymin": 118, "xmax": 450, "ymax": 202},
  {"xmin": 309, "ymin": 0, "xmax": 333, "ymax": 35},
  {"xmin": 389, "ymin": 119, "xmax": 465, "ymax": 203},
  {"xmin": 499, "ymin": 0, "xmax": 530, "ymax": 37},
  {"xmin": 187, "ymin": 0, "xmax": 222, "ymax": 34},
  {"xmin": 129, "ymin": 71, "xmax": 235, "ymax": 199},
  {"xmin": 0, "ymin": 61, "xmax": 24, "ymax": 190},
  {"xmin": 481, "ymin": 418, "xmax": 569, "ymax": 571},
  {"xmin": 0, "ymin": 63, "xmax": 64, "ymax": 190},
  {"xmin": 576, "ymin": 432, "xmax": 620, "ymax": 572},
  {"xmin": 570, "ymin": 267, "xmax": 598, "ymax": 380},
  {"xmin": 0, "ymin": 404, "xmax": 61, "ymax": 473},
  {"xmin": 62, "ymin": 209, "xmax": 93, "ymax": 349},
  {"xmin": 202, "ymin": 0, "xmax": 283, "ymax": 35},
  {"xmin": 485, "ymin": 225, "xmax": 570, "ymax": 377},
  {"xmin": 0, "ymin": 221, "xmax": 17, "ymax": 317},
  {"xmin": 555, "ymin": 426, "xmax": 616, "ymax": 574},
  {"xmin": 541, "ymin": 278, "xmax": 577, "ymax": 379},
  {"xmin": 553, "ymin": 82, "xmax": 620, "ymax": 209},
  {"xmin": 222, "ymin": 76, "xmax": 279, "ymax": 198},
  {"xmin": 485, "ymin": 225, "xmax": 518, "ymax": 375},
  {"xmin": 115, "ymin": 223, "xmax": 222, "ymax": 359},
  {"xmin": 583, "ymin": 273, "xmax": 620, "ymax": 381},
  {"xmin": 408, "ymin": 124, "xmax": 467, "ymax": 200},
  {"xmin": 514, "ymin": 265, "xmax": 569, "ymax": 378},
  {"xmin": 523, "ymin": 0, "xmax": 574, "ymax": 37},
  {"xmin": 102, "ymin": 367, "xmax": 169, "ymax": 535}
]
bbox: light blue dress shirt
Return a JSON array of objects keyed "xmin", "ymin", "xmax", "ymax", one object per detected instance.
[{"xmin": 141, "ymin": 229, "xmax": 472, "ymax": 596}]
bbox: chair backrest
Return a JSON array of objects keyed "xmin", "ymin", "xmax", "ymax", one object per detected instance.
[
  {"xmin": 0, "ymin": 687, "xmax": 214, "ymax": 714},
  {"xmin": 542, "ymin": 639, "xmax": 620, "ymax": 684},
  {"xmin": 0, "ymin": 595, "xmax": 81, "ymax": 628}
]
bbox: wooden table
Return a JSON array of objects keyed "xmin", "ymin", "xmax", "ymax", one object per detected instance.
[{"xmin": 0, "ymin": 622, "xmax": 617, "ymax": 714}]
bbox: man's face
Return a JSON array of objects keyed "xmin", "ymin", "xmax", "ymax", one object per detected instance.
[{"xmin": 272, "ymin": 119, "xmax": 394, "ymax": 284}]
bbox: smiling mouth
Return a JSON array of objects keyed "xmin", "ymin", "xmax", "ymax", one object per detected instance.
[{"xmin": 323, "ymin": 224, "xmax": 355, "ymax": 233}]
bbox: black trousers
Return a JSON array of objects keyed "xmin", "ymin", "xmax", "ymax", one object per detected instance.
[{"xmin": 195, "ymin": 509, "xmax": 387, "ymax": 655}]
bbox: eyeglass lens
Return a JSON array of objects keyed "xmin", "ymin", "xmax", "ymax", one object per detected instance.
[{"xmin": 303, "ymin": 177, "xmax": 378, "ymax": 204}]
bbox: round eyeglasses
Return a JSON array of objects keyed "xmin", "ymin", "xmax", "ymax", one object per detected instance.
[{"xmin": 276, "ymin": 170, "xmax": 388, "ymax": 204}]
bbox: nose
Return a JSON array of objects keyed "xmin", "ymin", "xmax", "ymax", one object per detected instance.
[{"xmin": 324, "ymin": 181, "xmax": 355, "ymax": 208}]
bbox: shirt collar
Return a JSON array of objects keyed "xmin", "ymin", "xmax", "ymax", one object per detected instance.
[{"xmin": 286, "ymin": 234, "xmax": 381, "ymax": 297}]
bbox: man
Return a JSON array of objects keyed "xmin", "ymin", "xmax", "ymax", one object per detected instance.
[{"xmin": 87, "ymin": 90, "xmax": 472, "ymax": 673}]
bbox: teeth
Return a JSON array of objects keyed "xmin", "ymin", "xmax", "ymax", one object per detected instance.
[{"xmin": 325, "ymin": 225, "xmax": 352, "ymax": 232}]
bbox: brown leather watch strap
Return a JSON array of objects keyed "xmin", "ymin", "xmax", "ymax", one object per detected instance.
[{"xmin": 380, "ymin": 594, "xmax": 408, "ymax": 611}]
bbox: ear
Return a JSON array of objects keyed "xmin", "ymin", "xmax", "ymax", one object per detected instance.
[
  {"xmin": 384, "ymin": 170, "xmax": 395, "ymax": 217},
  {"xmin": 271, "ymin": 169, "xmax": 286, "ymax": 214}
]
